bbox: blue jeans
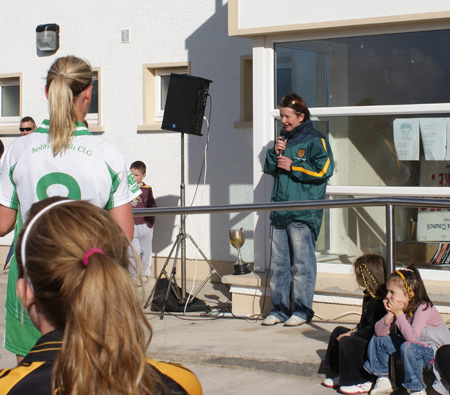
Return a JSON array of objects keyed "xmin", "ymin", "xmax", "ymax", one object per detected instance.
[
  {"xmin": 364, "ymin": 334, "xmax": 434, "ymax": 392},
  {"xmin": 268, "ymin": 221, "xmax": 316, "ymax": 322}
]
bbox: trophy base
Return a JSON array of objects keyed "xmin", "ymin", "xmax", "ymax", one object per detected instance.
[{"xmin": 233, "ymin": 262, "xmax": 251, "ymax": 275}]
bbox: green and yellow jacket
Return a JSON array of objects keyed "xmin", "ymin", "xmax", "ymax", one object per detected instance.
[{"xmin": 264, "ymin": 119, "xmax": 334, "ymax": 239}]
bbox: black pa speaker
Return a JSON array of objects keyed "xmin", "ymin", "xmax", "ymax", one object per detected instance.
[{"xmin": 162, "ymin": 74, "xmax": 212, "ymax": 136}]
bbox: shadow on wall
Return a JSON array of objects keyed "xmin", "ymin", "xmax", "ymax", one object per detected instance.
[
  {"xmin": 253, "ymin": 141, "xmax": 278, "ymax": 267},
  {"xmin": 152, "ymin": 194, "xmax": 179, "ymax": 256},
  {"xmin": 347, "ymin": 206, "xmax": 386, "ymax": 255},
  {"xmin": 184, "ymin": 0, "xmax": 254, "ymax": 262}
]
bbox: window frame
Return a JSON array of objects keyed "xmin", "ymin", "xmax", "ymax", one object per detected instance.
[
  {"xmin": 268, "ymin": 29, "xmax": 450, "ymax": 196},
  {"xmin": 85, "ymin": 68, "xmax": 104, "ymax": 132},
  {"xmin": 234, "ymin": 55, "xmax": 253, "ymax": 128},
  {"xmin": 139, "ymin": 62, "xmax": 190, "ymax": 132},
  {"xmin": 268, "ymin": 28, "xmax": 450, "ymax": 258},
  {"xmin": 0, "ymin": 73, "xmax": 22, "ymax": 134}
]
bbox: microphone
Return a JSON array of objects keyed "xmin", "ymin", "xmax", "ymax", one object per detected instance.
[{"xmin": 278, "ymin": 128, "xmax": 288, "ymax": 156}]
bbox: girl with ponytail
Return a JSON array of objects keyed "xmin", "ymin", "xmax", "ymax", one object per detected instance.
[
  {"xmin": 0, "ymin": 198, "xmax": 202, "ymax": 395},
  {"xmin": 0, "ymin": 56, "xmax": 140, "ymax": 361}
]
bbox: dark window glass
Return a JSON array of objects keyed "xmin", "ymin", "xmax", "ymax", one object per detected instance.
[
  {"xmin": 1, "ymin": 85, "xmax": 20, "ymax": 117},
  {"xmin": 275, "ymin": 29, "xmax": 450, "ymax": 107},
  {"xmin": 88, "ymin": 75, "xmax": 98, "ymax": 114}
]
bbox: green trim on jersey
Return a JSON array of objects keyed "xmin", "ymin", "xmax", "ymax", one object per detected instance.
[
  {"xmin": 5, "ymin": 207, "xmax": 40, "ymax": 357},
  {"xmin": 8, "ymin": 163, "xmax": 19, "ymax": 210},
  {"xmin": 105, "ymin": 163, "xmax": 121, "ymax": 209},
  {"xmin": 35, "ymin": 119, "xmax": 92, "ymax": 136},
  {"xmin": 104, "ymin": 163, "xmax": 140, "ymax": 209}
]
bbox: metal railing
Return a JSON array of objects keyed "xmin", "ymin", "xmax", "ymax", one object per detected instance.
[{"xmin": 133, "ymin": 196, "xmax": 450, "ymax": 273}]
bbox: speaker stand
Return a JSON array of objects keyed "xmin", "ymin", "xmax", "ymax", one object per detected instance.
[{"xmin": 144, "ymin": 132, "xmax": 221, "ymax": 318}]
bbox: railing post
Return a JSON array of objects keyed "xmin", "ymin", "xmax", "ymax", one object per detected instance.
[
  {"xmin": 385, "ymin": 203, "xmax": 399, "ymax": 388},
  {"xmin": 180, "ymin": 133, "xmax": 187, "ymax": 302},
  {"xmin": 385, "ymin": 203, "xmax": 395, "ymax": 275}
]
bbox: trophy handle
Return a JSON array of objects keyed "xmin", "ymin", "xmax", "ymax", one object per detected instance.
[{"xmin": 238, "ymin": 228, "xmax": 244, "ymax": 263}]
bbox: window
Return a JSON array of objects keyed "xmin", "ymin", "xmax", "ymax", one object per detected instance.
[
  {"xmin": 273, "ymin": 28, "xmax": 450, "ymax": 260},
  {"xmin": 274, "ymin": 29, "xmax": 450, "ymax": 188},
  {"xmin": 154, "ymin": 69, "xmax": 181, "ymax": 120},
  {"xmin": 85, "ymin": 69, "xmax": 102, "ymax": 130},
  {"xmin": 139, "ymin": 62, "xmax": 189, "ymax": 131},
  {"xmin": 0, "ymin": 74, "xmax": 21, "ymax": 127},
  {"xmin": 234, "ymin": 55, "xmax": 253, "ymax": 127}
]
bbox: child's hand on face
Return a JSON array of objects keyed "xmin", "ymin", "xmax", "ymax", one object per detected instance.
[
  {"xmin": 383, "ymin": 299, "xmax": 395, "ymax": 323},
  {"xmin": 385, "ymin": 298, "xmax": 406, "ymax": 317}
]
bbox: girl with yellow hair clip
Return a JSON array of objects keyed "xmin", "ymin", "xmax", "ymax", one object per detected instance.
[{"xmin": 363, "ymin": 266, "xmax": 450, "ymax": 395}]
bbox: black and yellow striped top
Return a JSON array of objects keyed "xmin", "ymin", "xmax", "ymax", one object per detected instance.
[{"xmin": 0, "ymin": 330, "xmax": 202, "ymax": 394}]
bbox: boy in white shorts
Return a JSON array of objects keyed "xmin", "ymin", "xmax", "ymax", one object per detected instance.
[{"xmin": 129, "ymin": 161, "xmax": 157, "ymax": 281}]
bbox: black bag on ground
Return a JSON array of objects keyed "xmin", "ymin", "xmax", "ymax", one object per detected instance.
[{"xmin": 150, "ymin": 278, "xmax": 211, "ymax": 312}]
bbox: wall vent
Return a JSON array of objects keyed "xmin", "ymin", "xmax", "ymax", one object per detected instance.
[{"xmin": 121, "ymin": 29, "xmax": 130, "ymax": 44}]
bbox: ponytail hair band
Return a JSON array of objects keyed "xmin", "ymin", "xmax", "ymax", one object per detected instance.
[{"xmin": 83, "ymin": 248, "xmax": 105, "ymax": 266}]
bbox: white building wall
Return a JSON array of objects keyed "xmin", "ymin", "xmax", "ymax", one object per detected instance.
[
  {"xmin": 236, "ymin": 0, "xmax": 450, "ymax": 31},
  {"xmin": 0, "ymin": 0, "xmax": 254, "ymax": 262}
]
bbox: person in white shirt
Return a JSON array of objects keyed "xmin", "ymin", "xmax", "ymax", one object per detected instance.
[{"xmin": 0, "ymin": 55, "xmax": 140, "ymax": 362}]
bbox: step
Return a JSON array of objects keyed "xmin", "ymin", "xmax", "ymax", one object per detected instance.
[{"xmin": 222, "ymin": 266, "xmax": 450, "ymax": 322}]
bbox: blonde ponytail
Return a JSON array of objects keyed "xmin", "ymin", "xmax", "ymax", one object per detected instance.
[
  {"xmin": 54, "ymin": 254, "xmax": 158, "ymax": 394},
  {"xmin": 15, "ymin": 199, "xmax": 163, "ymax": 394},
  {"xmin": 46, "ymin": 56, "xmax": 92, "ymax": 155}
]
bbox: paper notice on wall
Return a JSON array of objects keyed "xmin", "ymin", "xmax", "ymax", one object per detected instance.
[
  {"xmin": 419, "ymin": 118, "xmax": 446, "ymax": 161},
  {"xmin": 417, "ymin": 160, "xmax": 450, "ymax": 241},
  {"xmin": 393, "ymin": 119, "xmax": 419, "ymax": 160}
]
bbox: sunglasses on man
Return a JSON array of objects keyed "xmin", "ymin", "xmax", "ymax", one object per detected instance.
[{"xmin": 19, "ymin": 128, "xmax": 33, "ymax": 132}]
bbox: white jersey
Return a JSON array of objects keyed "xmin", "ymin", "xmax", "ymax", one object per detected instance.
[{"xmin": 0, "ymin": 119, "xmax": 140, "ymax": 224}]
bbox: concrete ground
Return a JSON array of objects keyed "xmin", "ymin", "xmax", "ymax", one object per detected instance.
[{"xmin": 0, "ymin": 270, "xmax": 441, "ymax": 394}]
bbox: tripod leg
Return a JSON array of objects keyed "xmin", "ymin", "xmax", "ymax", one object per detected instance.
[
  {"xmin": 160, "ymin": 237, "xmax": 185, "ymax": 319},
  {"xmin": 186, "ymin": 234, "xmax": 222, "ymax": 280},
  {"xmin": 143, "ymin": 263, "xmax": 168, "ymax": 309},
  {"xmin": 143, "ymin": 233, "xmax": 182, "ymax": 309},
  {"xmin": 160, "ymin": 265, "xmax": 183, "ymax": 319},
  {"xmin": 189, "ymin": 270, "xmax": 214, "ymax": 300},
  {"xmin": 184, "ymin": 234, "xmax": 229, "ymax": 302}
]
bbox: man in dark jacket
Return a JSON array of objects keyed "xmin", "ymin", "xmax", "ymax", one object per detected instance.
[{"xmin": 263, "ymin": 92, "xmax": 334, "ymax": 326}]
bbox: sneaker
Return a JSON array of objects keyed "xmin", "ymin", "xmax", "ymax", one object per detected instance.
[
  {"xmin": 369, "ymin": 377, "xmax": 397, "ymax": 395},
  {"xmin": 407, "ymin": 390, "xmax": 427, "ymax": 395},
  {"xmin": 322, "ymin": 376, "xmax": 340, "ymax": 388},
  {"xmin": 339, "ymin": 382, "xmax": 372, "ymax": 394},
  {"xmin": 284, "ymin": 315, "xmax": 306, "ymax": 326},
  {"xmin": 261, "ymin": 315, "xmax": 282, "ymax": 326}
]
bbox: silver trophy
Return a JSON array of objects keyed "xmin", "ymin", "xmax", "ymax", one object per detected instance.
[{"xmin": 229, "ymin": 228, "xmax": 250, "ymax": 275}]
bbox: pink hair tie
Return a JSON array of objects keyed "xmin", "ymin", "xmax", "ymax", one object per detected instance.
[{"xmin": 83, "ymin": 248, "xmax": 105, "ymax": 266}]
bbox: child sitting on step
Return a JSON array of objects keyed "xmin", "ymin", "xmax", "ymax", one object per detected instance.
[
  {"xmin": 363, "ymin": 266, "xmax": 450, "ymax": 395},
  {"xmin": 322, "ymin": 253, "xmax": 387, "ymax": 395}
]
